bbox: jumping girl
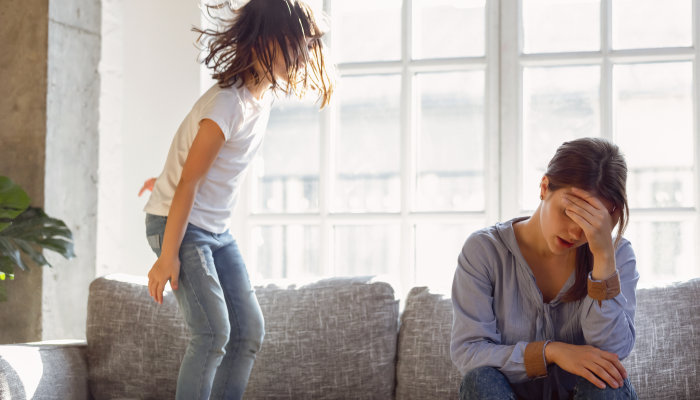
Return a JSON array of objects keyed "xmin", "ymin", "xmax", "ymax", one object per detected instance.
[
  {"xmin": 451, "ymin": 138, "xmax": 639, "ymax": 400},
  {"xmin": 140, "ymin": 1, "xmax": 335, "ymax": 398}
]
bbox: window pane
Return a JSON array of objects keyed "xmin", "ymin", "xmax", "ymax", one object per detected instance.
[
  {"xmin": 415, "ymin": 71, "xmax": 485, "ymax": 211},
  {"xmin": 334, "ymin": 225, "xmax": 400, "ymax": 278},
  {"xmin": 255, "ymin": 97, "xmax": 320, "ymax": 213},
  {"xmin": 412, "ymin": 0, "xmax": 485, "ymax": 59},
  {"xmin": 614, "ymin": 62, "xmax": 694, "ymax": 208},
  {"xmin": 335, "ymin": 75, "xmax": 401, "ymax": 213},
  {"xmin": 334, "ymin": 0, "xmax": 401, "ymax": 63},
  {"xmin": 252, "ymin": 225, "xmax": 320, "ymax": 280},
  {"xmin": 523, "ymin": 0, "xmax": 600, "ymax": 54},
  {"xmin": 522, "ymin": 65, "xmax": 601, "ymax": 210},
  {"xmin": 613, "ymin": 0, "xmax": 692, "ymax": 50},
  {"xmin": 415, "ymin": 222, "xmax": 483, "ymax": 291},
  {"xmin": 624, "ymin": 219, "xmax": 696, "ymax": 286}
]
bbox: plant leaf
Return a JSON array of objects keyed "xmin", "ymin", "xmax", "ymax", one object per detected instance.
[
  {"xmin": 34, "ymin": 238, "xmax": 75, "ymax": 259},
  {"xmin": 0, "ymin": 256, "xmax": 13, "ymax": 275},
  {"xmin": 0, "ymin": 177, "xmax": 30, "ymax": 219},
  {"xmin": 11, "ymin": 238, "xmax": 49, "ymax": 267},
  {"xmin": 0, "ymin": 237, "xmax": 28, "ymax": 271},
  {"xmin": 0, "ymin": 207, "xmax": 75, "ymax": 267}
]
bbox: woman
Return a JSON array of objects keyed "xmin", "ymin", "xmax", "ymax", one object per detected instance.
[{"xmin": 451, "ymin": 138, "xmax": 639, "ymax": 400}]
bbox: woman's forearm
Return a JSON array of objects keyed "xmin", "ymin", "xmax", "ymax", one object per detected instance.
[{"xmin": 160, "ymin": 178, "xmax": 201, "ymax": 259}]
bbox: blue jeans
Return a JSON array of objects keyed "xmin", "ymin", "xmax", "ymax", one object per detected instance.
[
  {"xmin": 145, "ymin": 214, "xmax": 265, "ymax": 400},
  {"xmin": 459, "ymin": 367, "xmax": 638, "ymax": 400}
]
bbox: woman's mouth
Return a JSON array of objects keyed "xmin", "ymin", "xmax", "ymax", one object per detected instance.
[{"xmin": 557, "ymin": 236, "xmax": 574, "ymax": 249}]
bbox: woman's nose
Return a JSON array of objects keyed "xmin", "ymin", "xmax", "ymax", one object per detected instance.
[{"xmin": 569, "ymin": 224, "xmax": 583, "ymax": 241}]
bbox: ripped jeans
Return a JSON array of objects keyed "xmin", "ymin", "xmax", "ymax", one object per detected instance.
[{"xmin": 145, "ymin": 214, "xmax": 265, "ymax": 400}]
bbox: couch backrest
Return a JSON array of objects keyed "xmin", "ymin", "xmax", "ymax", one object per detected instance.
[
  {"xmin": 395, "ymin": 287, "xmax": 460, "ymax": 400},
  {"xmin": 623, "ymin": 278, "xmax": 700, "ymax": 397},
  {"xmin": 395, "ymin": 279, "xmax": 700, "ymax": 399},
  {"xmin": 245, "ymin": 276, "xmax": 399, "ymax": 399},
  {"xmin": 86, "ymin": 274, "xmax": 399, "ymax": 400}
]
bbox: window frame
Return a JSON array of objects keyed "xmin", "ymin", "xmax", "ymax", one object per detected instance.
[
  {"xmin": 235, "ymin": 0, "xmax": 500, "ymax": 293},
  {"xmin": 500, "ymin": 0, "xmax": 700, "ymax": 280},
  {"xmin": 234, "ymin": 0, "xmax": 700, "ymax": 289}
]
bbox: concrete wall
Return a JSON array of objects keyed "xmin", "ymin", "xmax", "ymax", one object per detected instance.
[
  {"xmin": 42, "ymin": 0, "xmax": 102, "ymax": 341},
  {"xmin": 0, "ymin": 0, "xmax": 101, "ymax": 343},
  {"xmin": 0, "ymin": 0, "xmax": 49, "ymax": 344}
]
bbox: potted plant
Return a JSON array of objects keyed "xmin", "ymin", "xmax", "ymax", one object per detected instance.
[{"xmin": 0, "ymin": 176, "xmax": 74, "ymax": 302}]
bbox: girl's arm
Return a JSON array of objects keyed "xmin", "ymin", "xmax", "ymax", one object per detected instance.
[
  {"xmin": 450, "ymin": 233, "xmax": 531, "ymax": 384},
  {"xmin": 148, "ymin": 119, "xmax": 226, "ymax": 304}
]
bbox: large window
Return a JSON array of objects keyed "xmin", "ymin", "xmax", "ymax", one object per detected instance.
[
  {"xmin": 502, "ymin": 0, "xmax": 698, "ymax": 286},
  {"xmin": 240, "ymin": 0, "xmax": 699, "ymax": 292}
]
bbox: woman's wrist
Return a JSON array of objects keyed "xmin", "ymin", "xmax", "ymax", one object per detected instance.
[{"xmin": 591, "ymin": 250, "xmax": 616, "ymax": 281}]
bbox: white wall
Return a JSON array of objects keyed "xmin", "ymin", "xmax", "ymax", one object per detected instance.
[{"xmin": 98, "ymin": 0, "xmax": 204, "ymax": 277}]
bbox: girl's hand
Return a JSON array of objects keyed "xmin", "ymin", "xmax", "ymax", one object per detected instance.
[
  {"xmin": 147, "ymin": 255, "xmax": 180, "ymax": 305},
  {"xmin": 138, "ymin": 178, "xmax": 157, "ymax": 197},
  {"xmin": 562, "ymin": 187, "xmax": 620, "ymax": 277},
  {"xmin": 546, "ymin": 342, "xmax": 627, "ymax": 390}
]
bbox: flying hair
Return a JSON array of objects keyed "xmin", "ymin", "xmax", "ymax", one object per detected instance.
[{"xmin": 194, "ymin": 0, "xmax": 337, "ymax": 108}]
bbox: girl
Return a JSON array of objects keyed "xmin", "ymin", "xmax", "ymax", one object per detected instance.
[
  {"xmin": 451, "ymin": 138, "xmax": 639, "ymax": 400},
  {"xmin": 141, "ymin": 1, "xmax": 335, "ymax": 399}
]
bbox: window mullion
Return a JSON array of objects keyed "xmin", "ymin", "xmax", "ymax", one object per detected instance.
[
  {"xmin": 320, "ymin": 0, "xmax": 334, "ymax": 277},
  {"xmin": 400, "ymin": 0, "xmax": 415, "ymax": 293},
  {"xmin": 485, "ymin": 0, "xmax": 501, "ymax": 225},
  {"xmin": 693, "ymin": 0, "xmax": 700, "ymax": 278},
  {"xmin": 499, "ymin": 0, "xmax": 522, "ymax": 218},
  {"xmin": 601, "ymin": 0, "xmax": 613, "ymax": 140}
]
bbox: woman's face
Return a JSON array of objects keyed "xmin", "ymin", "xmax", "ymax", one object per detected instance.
[{"xmin": 538, "ymin": 178, "xmax": 616, "ymax": 255}]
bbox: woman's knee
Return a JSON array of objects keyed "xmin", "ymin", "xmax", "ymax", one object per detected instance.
[
  {"xmin": 459, "ymin": 367, "xmax": 515, "ymax": 400},
  {"xmin": 574, "ymin": 376, "xmax": 637, "ymax": 400}
]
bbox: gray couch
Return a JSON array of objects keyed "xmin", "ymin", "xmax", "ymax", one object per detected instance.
[{"xmin": 1, "ymin": 274, "xmax": 699, "ymax": 399}]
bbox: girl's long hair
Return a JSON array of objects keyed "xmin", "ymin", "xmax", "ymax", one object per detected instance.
[
  {"xmin": 194, "ymin": 0, "xmax": 337, "ymax": 108},
  {"xmin": 544, "ymin": 137, "xmax": 630, "ymax": 303}
]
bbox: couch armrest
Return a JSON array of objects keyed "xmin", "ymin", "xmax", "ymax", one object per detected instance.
[{"xmin": 0, "ymin": 340, "xmax": 92, "ymax": 400}]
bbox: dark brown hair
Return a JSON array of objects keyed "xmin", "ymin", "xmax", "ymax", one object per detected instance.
[
  {"xmin": 544, "ymin": 137, "xmax": 629, "ymax": 302},
  {"xmin": 194, "ymin": 0, "xmax": 337, "ymax": 108}
]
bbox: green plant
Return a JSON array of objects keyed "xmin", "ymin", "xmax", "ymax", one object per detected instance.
[{"xmin": 0, "ymin": 176, "xmax": 75, "ymax": 302}]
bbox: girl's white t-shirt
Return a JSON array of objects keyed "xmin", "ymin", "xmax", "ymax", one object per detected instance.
[{"xmin": 144, "ymin": 83, "xmax": 273, "ymax": 234}]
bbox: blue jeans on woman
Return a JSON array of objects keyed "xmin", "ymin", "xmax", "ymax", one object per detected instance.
[
  {"xmin": 145, "ymin": 214, "xmax": 265, "ymax": 400},
  {"xmin": 459, "ymin": 367, "xmax": 638, "ymax": 400}
]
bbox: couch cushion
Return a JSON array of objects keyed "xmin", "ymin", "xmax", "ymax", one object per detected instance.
[
  {"xmin": 0, "ymin": 341, "xmax": 91, "ymax": 400},
  {"xmin": 244, "ymin": 276, "xmax": 399, "ymax": 399},
  {"xmin": 396, "ymin": 287, "xmax": 461, "ymax": 400},
  {"xmin": 87, "ymin": 275, "xmax": 188, "ymax": 400},
  {"xmin": 623, "ymin": 278, "xmax": 700, "ymax": 399},
  {"xmin": 87, "ymin": 274, "xmax": 399, "ymax": 400}
]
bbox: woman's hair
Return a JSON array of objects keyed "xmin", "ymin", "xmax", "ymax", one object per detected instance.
[
  {"xmin": 194, "ymin": 0, "xmax": 337, "ymax": 108},
  {"xmin": 543, "ymin": 137, "xmax": 629, "ymax": 303}
]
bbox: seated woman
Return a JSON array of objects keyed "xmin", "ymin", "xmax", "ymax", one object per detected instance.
[{"xmin": 451, "ymin": 137, "xmax": 639, "ymax": 400}]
